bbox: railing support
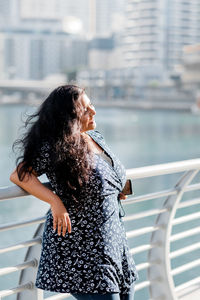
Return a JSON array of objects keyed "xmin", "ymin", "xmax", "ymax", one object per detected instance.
[
  {"xmin": 147, "ymin": 170, "xmax": 199, "ymax": 300},
  {"xmin": 17, "ymin": 222, "xmax": 45, "ymax": 300}
]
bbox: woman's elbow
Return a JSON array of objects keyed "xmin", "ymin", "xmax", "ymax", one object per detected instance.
[{"xmin": 10, "ymin": 170, "xmax": 19, "ymax": 184}]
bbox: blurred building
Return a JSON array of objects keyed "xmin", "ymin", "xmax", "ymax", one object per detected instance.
[
  {"xmin": 92, "ymin": 0, "xmax": 126, "ymax": 37},
  {"xmin": 181, "ymin": 44, "xmax": 200, "ymax": 90},
  {"xmin": 88, "ymin": 35, "xmax": 124, "ymax": 70},
  {"xmin": 0, "ymin": 0, "xmax": 20, "ymax": 29},
  {"xmin": 0, "ymin": 31, "xmax": 88, "ymax": 80},
  {"xmin": 123, "ymin": 0, "xmax": 200, "ymax": 84},
  {"xmin": 18, "ymin": 0, "xmax": 125, "ymax": 37},
  {"xmin": 0, "ymin": 0, "xmax": 126, "ymax": 80}
]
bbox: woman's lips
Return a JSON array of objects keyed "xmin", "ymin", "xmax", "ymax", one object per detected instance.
[{"xmin": 89, "ymin": 120, "xmax": 95, "ymax": 124}]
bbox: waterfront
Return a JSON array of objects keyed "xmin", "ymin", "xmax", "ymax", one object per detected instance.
[
  {"xmin": 1, "ymin": 103, "xmax": 200, "ymax": 187},
  {"xmin": 1, "ymin": 104, "xmax": 200, "ymax": 299}
]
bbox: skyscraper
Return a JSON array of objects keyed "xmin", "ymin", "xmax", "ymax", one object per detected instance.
[{"xmin": 123, "ymin": 0, "xmax": 200, "ymax": 77}]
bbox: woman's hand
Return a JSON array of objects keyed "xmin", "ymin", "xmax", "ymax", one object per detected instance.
[
  {"xmin": 119, "ymin": 192, "xmax": 127, "ymax": 200},
  {"xmin": 51, "ymin": 200, "xmax": 72, "ymax": 236},
  {"xmin": 10, "ymin": 168, "xmax": 72, "ymax": 236}
]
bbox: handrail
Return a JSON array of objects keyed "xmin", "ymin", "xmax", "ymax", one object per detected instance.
[
  {"xmin": 126, "ymin": 158, "xmax": 200, "ymax": 179},
  {"xmin": 0, "ymin": 216, "xmax": 46, "ymax": 232},
  {"xmin": 172, "ymin": 211, "xmax": 200, "ymax": 225},
  {"xmin": 0, "ymin": 282, "xmax": 33, "ymax": 298},
  {"xmin": 0, "ymin": 182, "xmax": 52, "ymax": 201},
  {"xmin": 170, "ymin": 242, "xmax": 200, "ymax": 259},
  {"xmin": 170, "ymin": 227, "xmax": 200, "ymax": 242},
  {"xmin": 0, "ymin": 259, "xmax": 37, "ymax": 276},
  {"xmin": 0, "ymin": 237, "xmax": 42, "ymax": 254},
  {"xmin": 171, "ymin": 259, "xmax": 200, "ymax": 276},
  {"xmin": 123, "ymin": 208, "xmax": 168, "ymax": 221},
  {"xmin": 1, "ymin": 159, "xmax": 200, "ymax": 300}
]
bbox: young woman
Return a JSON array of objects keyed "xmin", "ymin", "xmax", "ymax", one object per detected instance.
[{"xmin": 10, "ymin": 85, "xmax": 138, "ymax": 300}]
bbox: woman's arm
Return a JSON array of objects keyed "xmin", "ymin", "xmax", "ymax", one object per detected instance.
[{"xmin": 10, "ymin": 169, "xmax": 71, "ymax": 236}]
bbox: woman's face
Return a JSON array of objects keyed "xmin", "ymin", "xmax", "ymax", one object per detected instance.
[{"xmin": 80, "ymin": 93, "xmax": 96, "ymax": 132}]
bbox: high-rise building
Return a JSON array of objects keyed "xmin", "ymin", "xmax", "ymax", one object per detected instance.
[
  {"xmin": 19, "ymin": 0, "xmax": 126, "ymax": 37},
  {"xmin": 0, "ymin": 0, "xmax": 20, "ymax": 29},
  {"xmin": 0, "ymin": 0, "xmax": 126, "ymax": 80},
  {"xmin": 0, "ymin": 31, "xmax": 88, "ymax": 80},
  {"xmin": 89, "ymin": 0, "xmax": 126, "ymax": 37},
  {"xmin": 181, "ymin": 44, "xmax": 200, "ymax": 90},
  {"xmin": 20, "ymin": 0, "xmax": 61, "ymax": 19},
  {"xmin": 123, "ymin": 0, "xmax": 200, "ymax": 78}
]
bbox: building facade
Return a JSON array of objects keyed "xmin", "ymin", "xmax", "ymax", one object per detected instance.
[
  {"xmin": 181, "ymin": 44, "xmax": 200, "ymax": 90},
  {"xmin": 0, "ymin": 0, "xmax": 126, "ymax": 80},
  {"xmin": 123, "ymin": 0, "xmax": 200, "ymax": 82},
  {"xmin": 0, "ymin": 31, "xmax": 88, "ymax": 80}
]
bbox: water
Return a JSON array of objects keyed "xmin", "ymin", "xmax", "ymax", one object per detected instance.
[{"xmin": 1, "ymin": 104, "xmax": 200, "ymax": 298}]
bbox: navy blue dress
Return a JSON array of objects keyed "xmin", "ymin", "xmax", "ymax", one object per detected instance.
[{"xmin": 34, "ymin": 130, "xmax": 138, "ymax": 294}]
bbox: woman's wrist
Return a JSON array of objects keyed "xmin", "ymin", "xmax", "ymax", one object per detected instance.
[{"xmin": 49, "ymin": 194, "xmax": 62, "ymax": 206}]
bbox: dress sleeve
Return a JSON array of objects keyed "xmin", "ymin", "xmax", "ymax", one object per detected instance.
[{"xmin": 31, "ymin": 142, "xmax": 51, "ymax": 176}]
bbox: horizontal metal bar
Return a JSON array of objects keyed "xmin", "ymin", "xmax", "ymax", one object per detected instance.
[
  {"xmin": 172, "ymin": 211, "xmax": 200, "ymax": 226},
  {"xmin": 45, "ymin": 293, "xmax": 71, "ymax": 300},
  {"xmin": 124, "ymin": 183, "xmax": 200, "ymax": 206},
  {"xmin": 130, "ymin": 244, "xmax": 155, "ymax": 255},
  {"xmin": 126, "ymin": 226, "xmax": 160, "ymax": 239},
  {"xmin": 0, "ymin": 182, "xmax": 51, "ymax": 201},
  {"xmin": 1, "ymin": 161, "xmax": 199, "ymax": 204},
  {"xmin": 172, "ymin": 258, "xmax": 200, "ymax": 276},
  {"xmin": 0, "ymin": 259, "xmax": 37, "ymax": 276},
  {"xmin": 0, "ymin": 282, "xmax": 33, "ymax": 297},
  {"xmin": 126, "ymin": 159, "xmax": 200, "ymax": 179},
  {"xmin": 178, "ymin": 197, "xmax": 200, "ymax": 209},
  {"xmin": 0, "ymin": 216, "xmax": 46, "ymax": 232},
  {"xmin": 170, "ymin": 227, "xmax": 200, "ymax": 242},
  {"xmin": 170, "ymin": 242, "xmax": 200, "ymax": 259},
  {"xmin": 175, "ymin": 276, "xmax": 200, "ymax": 292},
  {"xmin": 134, "ymin": 280, "xmax": 151, "ymax": 291},
  {"xmin": 0, "ymin": 237, "xmax": 42, "ymax": 254},
  {"xmin": 185, "ymin": 183, "xmax": 200, "ymax": 193},
  {"xmin": 123, "ymin": 188, "xmax": 177, "ymax": 205},
  {"xmin": 0, "ymin": 185, "xmax": 28, "ymax": 201},
  {"xmin": 124, "ymin": 208, "xmax": 168, "ymax": 222},
  {"xmin": 137, "ymin": 262, "xmax": 151, "ymax": 272}
]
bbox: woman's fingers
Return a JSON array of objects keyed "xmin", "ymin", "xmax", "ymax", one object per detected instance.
[
  {"xmin": 53, "ymin": 213, "xmax": 72, "ymax": 236},
  {"xmin": 62, "ymin": 213, "xmax": 71, "ymax": 236},
  {"xmin": 62, "ymin": 220, "xmax": 67, "ymax": 237},
  {"xmin": 119, "ymin": 192, "xmax": 127, "ymax": 200},
  {"xmin": 66, "ymin": 213, "xmax": 72, "ymax": 234},
  {"xmin": 57, "ymin": 219, "xmax": 63, "ymax": 236},
  {"xmin": 53, "ymin": 216, "xmax": 58, "ymax": 231}
]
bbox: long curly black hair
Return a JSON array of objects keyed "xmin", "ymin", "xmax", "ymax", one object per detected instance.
[{"xmin": 13, "ymin": 85, "xmax": 93, "ymax": 202}]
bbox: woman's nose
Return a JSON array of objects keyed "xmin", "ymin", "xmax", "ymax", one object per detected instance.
[{"xmin": 90, "ymin": 107, "xmax": 96, "ymax": 116}]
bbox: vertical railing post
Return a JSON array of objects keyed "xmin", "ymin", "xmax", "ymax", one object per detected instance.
[
  {"xmin": 147, "ymin": 170, "xmax": 198, "ymax": 300},
  {"xmin": 17, "ymin": 222, "xmax": 45, "ymax": 300}
]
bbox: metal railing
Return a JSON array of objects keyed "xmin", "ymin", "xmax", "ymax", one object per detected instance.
[{"xmin": 1, "ymin": 159, "xmax": 200, "ymax": 300}]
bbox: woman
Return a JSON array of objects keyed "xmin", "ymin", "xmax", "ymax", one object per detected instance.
[{"xmin": 10, "ymin": 85, "xmax": 138, "ymax": 300}]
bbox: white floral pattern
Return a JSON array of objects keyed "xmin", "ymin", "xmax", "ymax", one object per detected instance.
[{"xmin": 34, "ymin": 130, "xmax": 138, "ymax": 294}]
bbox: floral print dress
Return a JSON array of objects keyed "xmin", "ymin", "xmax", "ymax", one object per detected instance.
[{"xmin": 34, "ymin": 130, "xmax": 138, "ymax": 294}]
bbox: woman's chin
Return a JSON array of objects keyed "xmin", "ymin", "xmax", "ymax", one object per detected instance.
[{"xmin": 88, "ymin": 121, "xmax": 96, "ymax": 130}]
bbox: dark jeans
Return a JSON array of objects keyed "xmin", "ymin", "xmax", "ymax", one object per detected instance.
[{"xmin": 72, "ymin": 283, "xmax": 135, "ymax": 300}]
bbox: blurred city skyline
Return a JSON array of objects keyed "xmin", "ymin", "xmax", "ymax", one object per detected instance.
[{"xmin": 0, "ymin": 0, "xmax": 200, "ymax": 105}]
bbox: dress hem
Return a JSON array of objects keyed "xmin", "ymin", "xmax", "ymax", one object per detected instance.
[{"xmin": 35, "ymin": 277, "xmax": 137, "ymax": 294}]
